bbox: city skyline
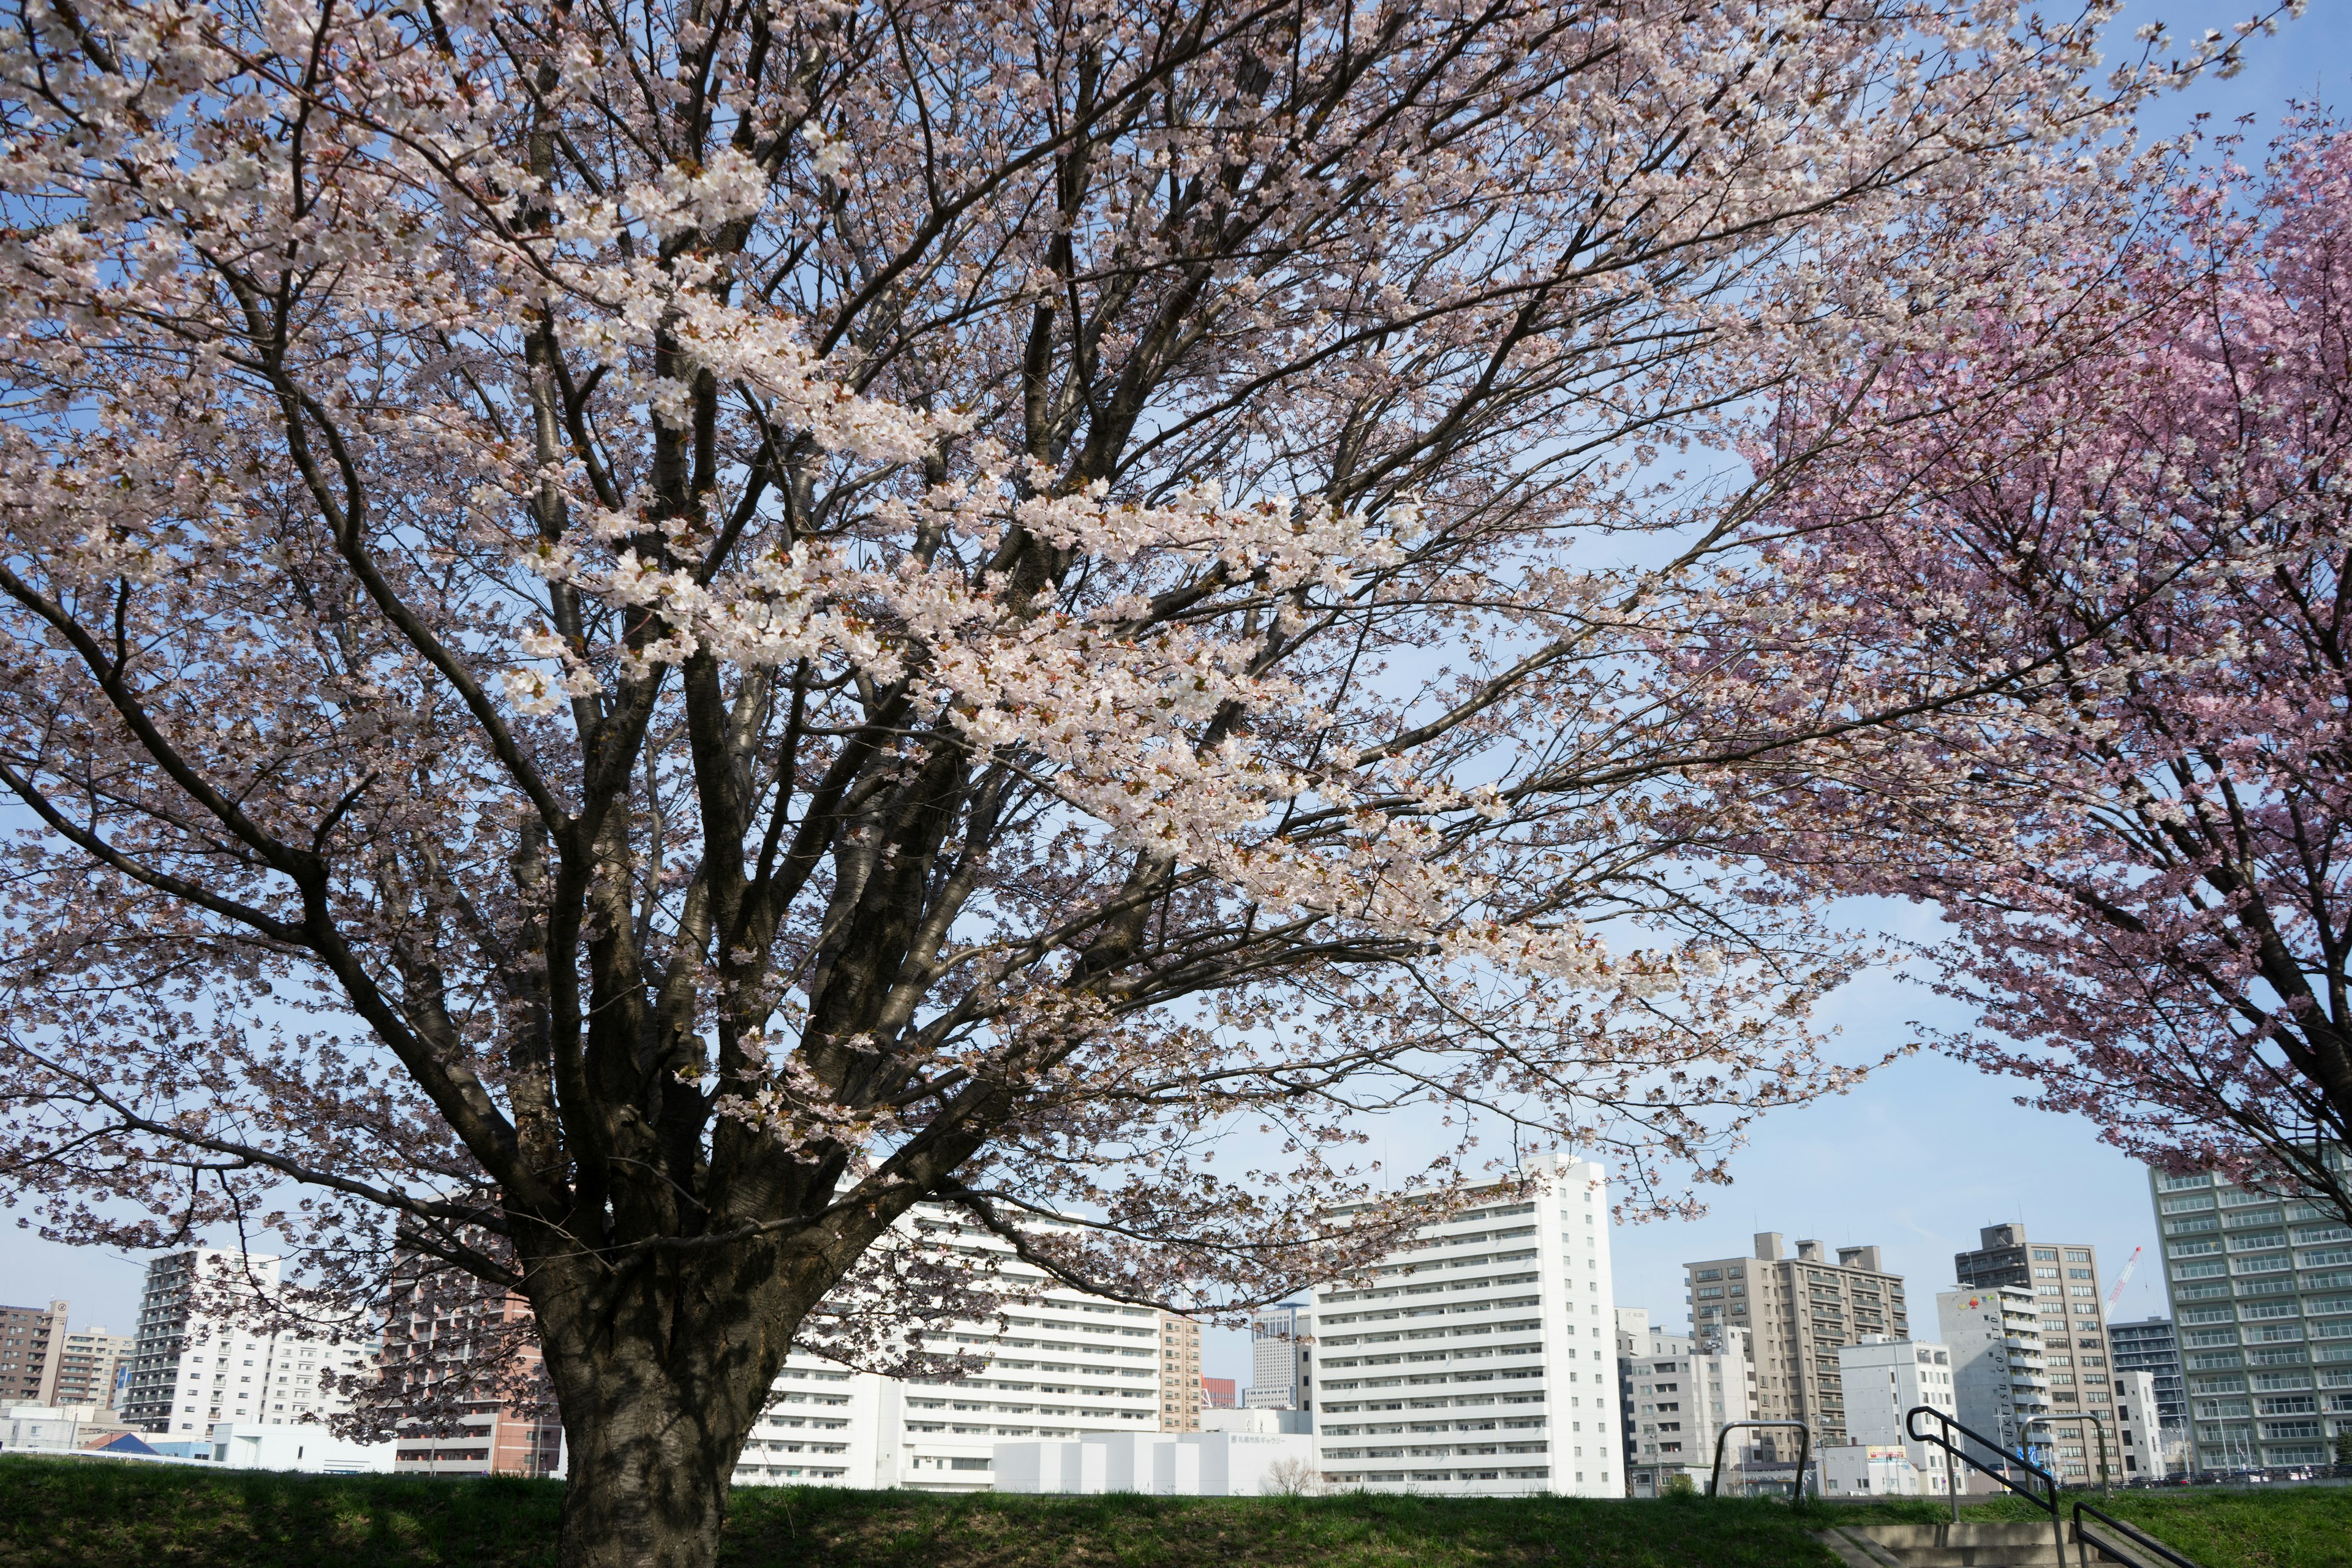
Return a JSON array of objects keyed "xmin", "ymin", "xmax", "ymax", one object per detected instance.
[{"xmin": 0, "ymin": 1034, "xmax": 2199, "ymax": 1401}]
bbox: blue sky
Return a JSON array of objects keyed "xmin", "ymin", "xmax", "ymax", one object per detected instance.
[{"xmin": 4, "ymin": 1, "xmax": 2346, "ymax": 1392}]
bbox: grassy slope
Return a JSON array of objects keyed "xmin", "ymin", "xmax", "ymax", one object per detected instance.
[
  {"xmin": 6, "ymin": 1455, "xmax": 2343, "ymax": 1568},
  {"xmin": 1830, "ymin": 1488, "xmax": 2352, "ymax": 1568}
]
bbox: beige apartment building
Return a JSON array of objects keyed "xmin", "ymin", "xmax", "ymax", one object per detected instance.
[
  {"xmin": 1157, "ymin": 1312, "xmax": 1205, "ymax": 1431},
  {"xmin": 1684, "ymin": 1233, "xmax": 1909, "ymax": 1446},
  {"xmin": 50, "ymin": 1322, "xmax": 134, "ymax": 1409}
]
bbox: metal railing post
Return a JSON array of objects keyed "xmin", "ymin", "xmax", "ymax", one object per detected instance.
[{"xmin": 1706, "ymin": 1419, "xmax": 1812, "ymax": 1506}]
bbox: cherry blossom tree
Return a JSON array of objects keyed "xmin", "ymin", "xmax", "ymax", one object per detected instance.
[
  {"xmin": 0, "ymin": 0, "xmax": 2272, "ymax": 1562},
  {"xmin": 1724, "ymin": 122, "xmax": 2352, "ymax": 1224}
]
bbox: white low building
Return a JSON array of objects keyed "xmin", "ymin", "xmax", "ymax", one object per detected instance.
[
  {"xmin": 206, "ymin": 1421, "xmax": 397, "ymax": 1474},
  {"xmin": 995, "ymin": 1430, "xmax": 1313, "ymax": 1494},
  {"xmin": 1820, "ymin": 1442, "xmax": 1948, "ymax": 1498},
  {"xmin": 2, "ymin": 1403, "xmax": 91, "ymax": 1453},
  {"xmin": 1311, "ymin": 1154, "xmax": 1621, "ymax": 1496}
]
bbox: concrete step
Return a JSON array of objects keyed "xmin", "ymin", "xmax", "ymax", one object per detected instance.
[{"xmin": 1827, "ymin": 1522, "xmax": 2135, "ymax": 1568}]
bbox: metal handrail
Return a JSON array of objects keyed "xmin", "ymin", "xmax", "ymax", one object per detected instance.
[
  {"xmin": 1901, "ymin": 1407, "xmax": 2199, "ymax": 1568},
  {"xmin": 1706, "ymin": 1418, "xmax": 1812, "ymax": 1504},
  {"xmin": 1906, "ymin": 1405, "xmax": 2064, "ymax": 1564},
  {"xmin": 2074, "ymin": 1500, "xmax": 2204, "ymax": 1568}
]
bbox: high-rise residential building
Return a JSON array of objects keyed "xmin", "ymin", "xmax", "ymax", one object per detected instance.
[
  {"xmin": 730, "ymin": 1207, "xmax": 1163, "ymax": 1492},
  {"xmin": 378, "ymin": 1262, "xmax": 563, "ymax": 1478},
  {"xmin": 0, "ymin": 1302, "xmax": 66, "ymax": 1405},
  {"xmin": 1310, "ymin": 1155, "xmax": 1619, "ymax": 1496},
  {"xmin": 1953, "ymin": 1224, "xmax": 2121, "ymax": 1485},
  {"xmin": 1158, "ymin": 1313, "xmax": 1205, "ymax": 1431},
  {"xmin": 1684, "ymin": 1233, "xmax": 1907, "ymax": 1445},
  {"xmin": 2150, "ymin": 1158, "xmax": 2352, "ymax": 1471},
  {"xmin": 2107, "ymin": 1316, "xmax": 2185, "ymax": 1429},
  {"xmin": 117, "ymin": 1250, "xmax": 374, "ymax": 1436},
  {"xmin": 1938, "ymin": 1287, "xmax": 2049, "ymax": 1472},
  {"xmin": 1245, "ymin": 1302, "xmax": 1312, "ymax": 1410},
  {"xmin": 1614, "ymin": 1308, "xmax": 1755, "ymax": 1494},
  {"xmin": 48, "ymin": 1322, "xmax": 135, "ymax": 1409}
]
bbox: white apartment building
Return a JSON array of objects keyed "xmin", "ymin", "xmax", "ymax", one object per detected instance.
[
  {"xmin": 1246, "ymin": 1302, "xmax": 1312, "ymax": 1410},
  {"xmin": 1834, "ymin": 1334, "xmax": 1959, "ymax": 1493},
  {"xmin": 731, "ymin": 1210, "xmax": 1163, "ymax": 1492},
  {"xmin": 1837, "ymin": 1336, "xmax": 1958, "ymax": 1450},
  {"xmin": 1309, "ymin": 1155, "xmax": 1619, "ymax": 1496},
  {"xmin": 1937, "ymin": 1287, "xmax": 2049, "ymax": 1474},
  {"xmin": 1615, "ymin": 1309, "xmax": 1756, "ymax": 1495},
  {"xmin": 118, "ymin": 1251, "xmax": 374, "ymax": 1437},
  {"xmin": 2114, "ymin": 1368, "xmax": 2179, "ymax": 1480}
]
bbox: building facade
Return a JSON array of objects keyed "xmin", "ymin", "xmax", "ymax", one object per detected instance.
[
  {"xmin": 1308, "ymin": 1156, "xmax": 1619, "ymax": 1496},
  {"xmin": 1245, "ymin": 1302, "xmax": 1312, "ymax": 1410},
  {"xmin": 1201, "ymin": 1377, "xmax": 1237, "ymax": 1409},
  {"xmin": 1614, "ymin": 1309, "xmax": 1755, "ymax": 1494},
  {"xmin": 1684, "ymin": 1233, "xmax": 1908, "ymax": 1446},
  {"xmin": 0, "ymin": 1302, "xmax": 65, "ymax": 1406},
  {"xmin": 48, "ymin": 1322, "xmax": 134, "ymax": 1409},
  {"xmin": 730, "ymin": 1209, "xmax": 1163, "ymax": 1492},
  {"xmin": 378, "ymin": 1263, "xmax": 563, "ymax": 1479},
  {"xmin": 117, "ymin": 1251, "xmax": 374, "ymax": 1436},
  {"xmin": 2106, "ymin": 1316, "xmax": 2185, "ymax": 1430},
  {"xmin": 1836, "ymin": 1335, "xmax": 1957, "ymax": 1452},
  {"xmin": 1937, "ymin": 1287, "xmax": 2051, "ymax": 1474},
  {"xmin": 1953, "ymin": 1224, "xmax": 2120, "ymax": 1485},
  {"xmin": 2150, "ymin": 1160, "xmax": 2352, "ymax": 1471},
  {"xmin": 1157, "ymin": 1313, "xmax": 1205, "ymax": 1431},
  {"xmin": 2113, "ymin": 1368, "xmax": 2179, "ymax": 1479}
]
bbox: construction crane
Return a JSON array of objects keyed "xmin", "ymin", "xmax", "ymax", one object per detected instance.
[{"xmin": 2106, "ymin": 1246, "xmax": 2143, "ymax": 1308}]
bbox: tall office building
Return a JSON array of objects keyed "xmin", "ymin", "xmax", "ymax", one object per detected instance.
[
  {"xmin": 1246, "ymin": 1302, "xmax": 1312, "ymax": 1410},
  {"xmin": 1684, "ymin": 1233, "xmax": 1908, "ymax": 1444},
  {"xmin": 1311, "ymin": 1154, "xmax": 1620, "ymax": 1496},
  {"xmin": 2107, "ymin": 1316, "xmax": 2185, "ymax": 1429},
  {"xmin": 2150, "ymin": 1159, "xmax": 2352, "ymax": 1470},
  {"xmin": 1938, "ymin": 1287, "xmax": 2049, "ymax": 1472},
  {"xmin": 1953, "ymin": 1224, "xmax": 2120, "ymax": 1485},
  {"xmin": 0, "ymin": 1301, "xmax": 66, "ymax": 1405},
  {"xmin": 1615, "ymin": 1308, "xmax": 1755, "ymax": 1494},
  {"xmin": 1158, "ymin": 1313, "xmax": 1206, "ymax": 1431},
  {"xmin": 117, "ymin": 1250, "xmax": 374, "ymax": 1435}
]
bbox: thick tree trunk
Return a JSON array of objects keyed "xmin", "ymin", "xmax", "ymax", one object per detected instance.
[
  {"xmin": 535, "ymin": 1258, "xmax": 803, "ymax": 1568},
  {"xmin": 556, "ymin": 1398, "xmax": 737, "ymax": 1568}
]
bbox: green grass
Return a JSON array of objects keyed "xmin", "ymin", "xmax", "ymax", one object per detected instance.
[
  {"xmin": 0, "ymin": 1455, "xmax": 1836, "ymax": 1567},
  {"xmin": 3, "ymin": 1454, "xmax": 2344, "ymax": 1568},
  {"xmin": 1828, "ymin": 1486, "xmax": 2352, "ymax": 1568}
]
